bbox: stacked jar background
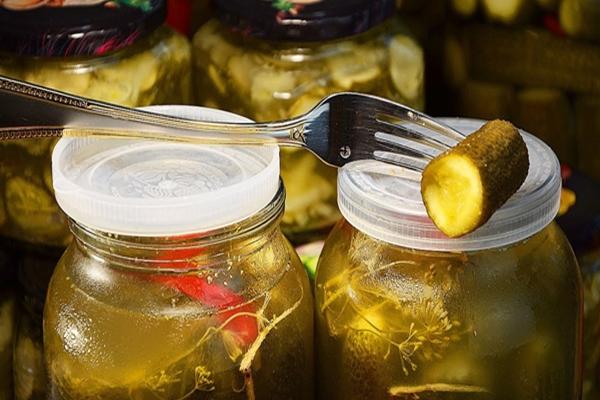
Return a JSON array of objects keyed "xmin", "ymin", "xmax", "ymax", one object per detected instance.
[
  {"xmin": 411, "ymin": 1, "xmax": 600, "ymax": 397},
  {"xmin": 192, "ymin": 0, "xmax": 425, "ymax": 244},
  {"xmin": 0, "ymin": 1, "xmax": 192, "ymax": 398}
]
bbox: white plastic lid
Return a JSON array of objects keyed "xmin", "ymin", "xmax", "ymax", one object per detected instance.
[
  {"xmin": 52, "ymin": 106, "xmax": 280, "ymax": 237},
  {"xmin": 338, "ymin": 118, "xmax": 561, "ymax": 252}
]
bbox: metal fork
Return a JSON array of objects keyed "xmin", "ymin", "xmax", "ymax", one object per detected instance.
[{"xmin": 0, "ymin": 75, "xmax": 466, "ymax": 173}]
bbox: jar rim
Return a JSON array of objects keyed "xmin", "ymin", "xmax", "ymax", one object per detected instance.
[
  {"xmin": 69, "ymin": 182, "xmax": 285, "ymax": 268},
  {"xmin": 337, "ymin": 118, "xmax": 562, "ymax": 252}
]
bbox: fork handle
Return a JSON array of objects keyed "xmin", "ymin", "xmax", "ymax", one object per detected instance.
[{"xmin": 0, "ymin": 75, "xmax": 308, "ymax": 146}]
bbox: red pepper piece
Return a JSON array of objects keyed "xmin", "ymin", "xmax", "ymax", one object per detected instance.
[
  {"xmin": 151, "ymin": 239, "xmax": 259, "ymax": 347},
  {"xmin": 544, "ymin": 14, "xmax": 566, "ymax": 37},
  {"xmin": 166, "ymin": 0, "xmax": 193, "ymax": 37},
  {"xmin": 561, "ymin": 163, "xmax": 573, "ymax": 181}
]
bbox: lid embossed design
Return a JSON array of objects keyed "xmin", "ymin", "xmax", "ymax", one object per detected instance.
[{"xmin": 52, "ymin": 106, "xmax": 280, "ymax": 236}]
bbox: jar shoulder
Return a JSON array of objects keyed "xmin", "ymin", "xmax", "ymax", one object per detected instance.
[
  {"xmin": 316, "ymin": 221, "xmax": 581, "ymax": 295},
  {"xmin": 48, "ymin": 230, "xmax": 308, "ymax": 317}
]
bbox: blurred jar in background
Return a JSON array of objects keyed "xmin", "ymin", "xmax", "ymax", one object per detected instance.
[
  {"xmin": 13, "ymin": 253, "xmax": 57, "ymax": 400},
  {"xmin": 0, "ymin": 0, "xmax": 192, "ymax": 248},
  {"xmin": 192, "ymin": 0, "xmax": 424, "ymax": 243},
  {"xmin": 0, "ymin": 224, "xmax": 17, "ymax": 400}
]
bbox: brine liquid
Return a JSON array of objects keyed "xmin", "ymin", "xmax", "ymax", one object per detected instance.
[
  {"xmin": 316, "ymin": 222, "xmax": 582, "ymax": 400},
  {"xmin": 44, "ymin": 246, "xmax": 313, "ymax": 400}
]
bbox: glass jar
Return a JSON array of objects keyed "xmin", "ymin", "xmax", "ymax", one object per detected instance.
[
  {"xmin": 315, "ymin": 118, "xmax": 582, "ymax": 399},
  {"xmin": 192, "ymin": 0, "xmax": 424, "ymax": 242},
  {"xmin": 0, "ymin": 0, "xmax": 192, "ymax": 247},
  {"xmin": 44, "ymin": 107, "xmax": 314, "ymax": 399},
  {"xmin": 555, "ymin": 169, "xmax": 600, "ymax": 400}
]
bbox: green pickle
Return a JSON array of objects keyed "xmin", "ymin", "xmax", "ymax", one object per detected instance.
[
  {"xmin": 13, "ymin": 251, "xmax": 58, "ymax": 400},
  {"xmin": 14, "ymin": 322, "xmax": 45, "ymax": 400},
  {"xmin": 193, "ymin": 17, "xmax": 424, "ymax": 241},
  {"xmin": 0, "ymin": 27, "xmax": 192, "ymax": 247},
  {"xmin": 0, "ymin": 290, "xmax": 16, "ymax": 400}
]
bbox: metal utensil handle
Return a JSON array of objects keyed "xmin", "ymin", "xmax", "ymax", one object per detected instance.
[{"xmin": 0, "ymin": 75, "xmax": 308, "ymax": 146}]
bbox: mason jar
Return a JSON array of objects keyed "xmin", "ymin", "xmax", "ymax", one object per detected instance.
[
  {"xmin": 315, "ymin": 118, "xmax": 582, "ymax": 400},
  {"xmin": 192, "ymin": 0, "xmax": 424, "ymax": 242},
  {"xmin": 0, "ymin": 0, "xmax": 192, "ymax": 248},
  {"xmin": 43, "ymin": 107, "xmax": 314, "ymax": 399}
]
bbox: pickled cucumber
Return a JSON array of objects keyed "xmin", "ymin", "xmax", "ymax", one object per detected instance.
[
  {"xmin": 451, "ymin": 0, "xmax": 479, "ymax": 17},
  {"xmin": 10, "ymin": 138, "xmax": 51, "ymax": 157},
  {"xmin": 23, "ymin": 67, "xmax": 92, "ymax": 97},
  {"xmin": 0, "ymin": 26, "xmax": 192, "ymax": 246},
  {"xmin": 560, "ymin": 0, "xmax": 600, "ymax": 41},
  {"xmin": 465, "ymin": 24, "xmax": 600, "ymax": 95},
  {"xmin": 13, "ymin": 336, "xmax": 45, "ymax": 400},
  {"xmin": 326, "ymin": 45, "xmax": 384, "ymax": 90},
  {"xmin": 457, "ymin": 80, "xmax": 516, "ymax": 120},
  {"xmin": 340, "ymin": 330, "xmax": 390, "ymax": 400},
  {"xmin": 389, "ymin": 35, "xmax": 424, "ymax": 102},
  {"xmin": 443, "ymin": 33, "xmax": 468, "ymax": 89},
  {"xmin": 423, "ymin": 350, "xmax": 491, "ymax": 390},
  {"xmin": 5, "ymin": 177, "xmax": 65, "ymax": 239},
  {"xmin": 481, "ymin": 0, "xmax": 534, "ymax": 24},
  {"xmin": 515, "ymin": 88, "xmax": 575, "ymax": 165},
  {"xmin": 421, "ymin": 120, "xmax": 529, "ymax": 237}
]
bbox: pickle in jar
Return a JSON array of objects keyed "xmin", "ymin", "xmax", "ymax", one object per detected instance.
[
  {"xmin": 0, "ymin": 26, "xmax": 192, "ymax": 246},
  {"xmin": 5, "ymin": 177, "xmax": 66, "ymax": 239},
  {"xmin": 0, "ymin": 291, "xmax": 16, "ymax": 400}
]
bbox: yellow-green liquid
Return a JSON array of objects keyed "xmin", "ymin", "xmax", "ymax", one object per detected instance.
[
  {"xmin": 44, "ymin": 240, "xmax": 314, "ymax": 399},
  {"xmin": 316, "ymin": 221, "xmax": 582, "ymax": 400}
]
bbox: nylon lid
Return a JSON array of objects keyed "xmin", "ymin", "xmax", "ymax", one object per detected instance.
[
  {"xmin": 214, "ymin": 0, "xmax": 395, "ymax": 42},
  {"xmin": 338, "ymin": 118, "xmax": 561, "ymax": 252},
  {"xmin": 0, "ymin": 0, "xmax": 165, "ymax": 57},
  {"xmin": 52, "ymin": 106, "xmax": 280, "ymax": 236}
]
